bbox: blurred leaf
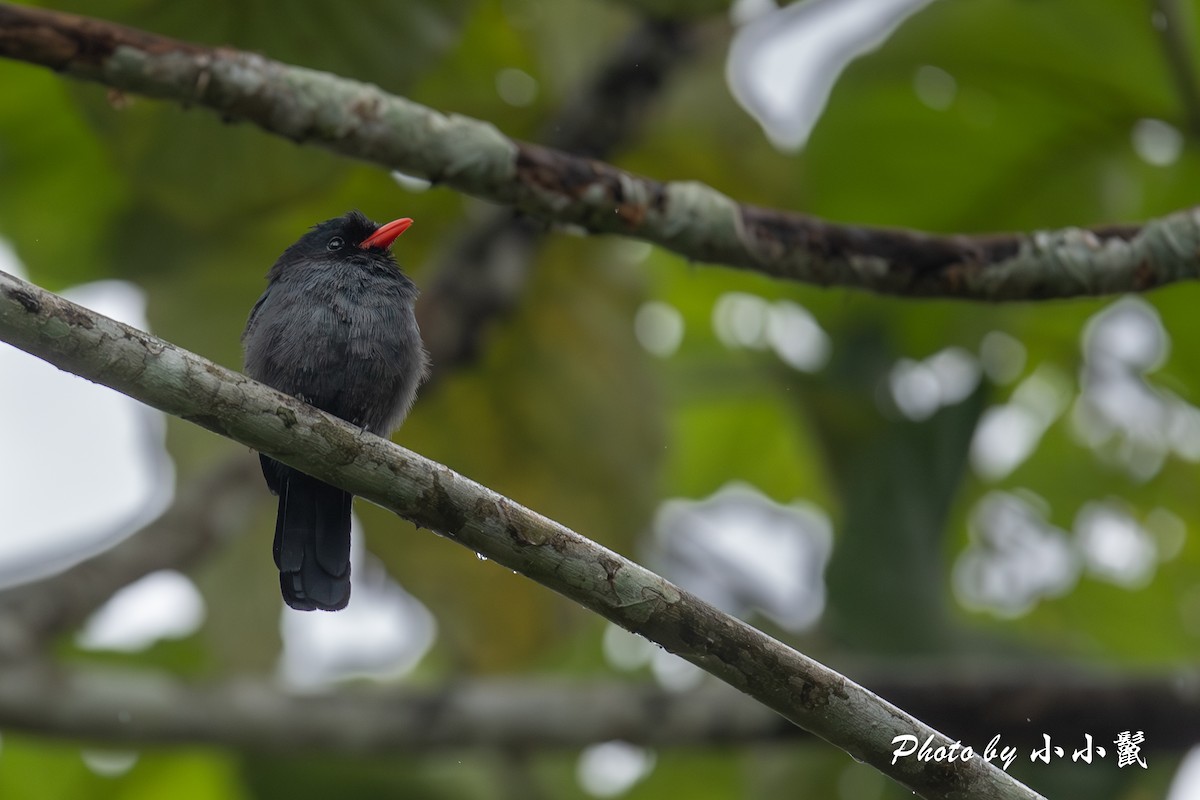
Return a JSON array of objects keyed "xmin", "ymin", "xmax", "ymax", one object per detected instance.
[
  {"xmin": 45, "ymin": 0, "xmax": 469, "ymax": 92},
  {"xmin": 0, "ymin": 68, "xmax": 127, "ymax": 287},
  {"xmin": 115, "ymin": 752, "xmax": 249, "ymax": 800},
  {"xmin": 242, "ymin": 752, "xmax": 494, "ymax": 800},
  {"xmin": 804, "ymin": 0, "xmax": 1179, "ymax": 231},
  {"xmin": 0, "ymin": 737, "xmax": 111, "ymax": 800}
]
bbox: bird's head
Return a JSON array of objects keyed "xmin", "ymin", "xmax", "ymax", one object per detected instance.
[{"xmin": 272, "ymin": 210, "xmax": 413, "ymax": 276}]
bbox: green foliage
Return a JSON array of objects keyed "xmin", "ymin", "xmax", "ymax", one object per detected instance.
[{"xmin": 0, "ymin": 739, "xmax": 249, "ymax": 800}]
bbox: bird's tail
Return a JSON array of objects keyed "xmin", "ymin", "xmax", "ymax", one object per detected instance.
[{"xmin": 260, "ymin": 455, "xmax": 352, "ymax": 611}]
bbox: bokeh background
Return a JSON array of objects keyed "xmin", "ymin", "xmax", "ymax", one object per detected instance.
[{"xmin": 1, "ymin": 0, "xmax": 1199, "ymax": 797}]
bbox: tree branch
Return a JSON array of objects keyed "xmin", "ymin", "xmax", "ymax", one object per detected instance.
[
  {"xmin": 0, "ymin": 662, "xmax": 1191, "ymax": 754},
  {"xmin": 0, "ymin": 270, "xmax": 1044, "ymax": 799},
  {"xmin": 0, "ymin": 2, "xmax": 1192, "ymax": 301},
  {"xmin": 606, "ymin": 0, "xmax": 731, "ymax": 19},
  {"xmin": 1153, "ymin": 0, "xmax": 1200, "ymax": 136}
]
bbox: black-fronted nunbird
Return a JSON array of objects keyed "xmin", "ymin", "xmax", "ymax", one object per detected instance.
[{"xmin": 243, "ymin": 211, "xmax": 428, "ymax": 611}]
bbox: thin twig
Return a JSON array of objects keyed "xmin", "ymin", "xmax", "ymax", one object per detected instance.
[{"xmin": 1153, "ymin": 0, "xmax": 1200, "ymax": 136}]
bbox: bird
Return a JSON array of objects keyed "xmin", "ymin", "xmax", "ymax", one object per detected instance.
[{"xmin": 242, "ymin": 210, "xmax": 429, "ymax": 611}]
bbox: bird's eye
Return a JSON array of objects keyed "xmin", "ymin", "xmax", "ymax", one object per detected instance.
[{"xmin": 326, "ymin": 236, "xmax": 345, "ymax": 251}]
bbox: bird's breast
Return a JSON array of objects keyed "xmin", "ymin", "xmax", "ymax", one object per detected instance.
[{"xmin": 244, "ymin": 268, "xmax": 422, "ymax": 432}]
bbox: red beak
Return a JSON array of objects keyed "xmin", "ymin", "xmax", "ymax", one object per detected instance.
[{"xmin": 358, "ymin": 217, "xmax": 413, "ymax": 249}]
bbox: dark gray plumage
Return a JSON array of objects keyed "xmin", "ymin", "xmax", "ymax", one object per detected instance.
[{"xmin": 243, "ymin": 210, "xmax": 428, "ymax": 611}]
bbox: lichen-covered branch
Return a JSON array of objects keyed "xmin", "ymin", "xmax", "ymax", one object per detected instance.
[
  {"xmin": 0, "ymin": 271, "xmax": 1044, "ymax": 799},
  {"xmin": 0, "ymin": 3, "xmax": 1193, "ymax": 301},
  {"xmin": 0, "ymin": 661, "xmax": 1191, "ymax": 753}
]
